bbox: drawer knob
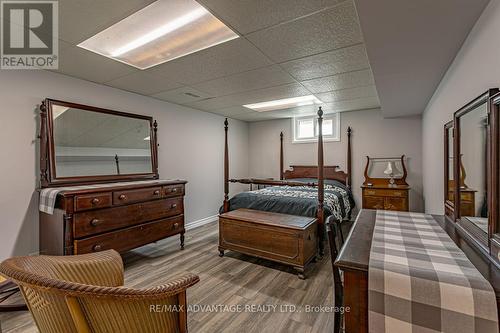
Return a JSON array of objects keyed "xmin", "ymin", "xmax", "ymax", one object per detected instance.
[
  {"xmin": 173, "ymin": 222, "xmax": 179, "ymax": 229},
  {"xmin": 93, "ymin": 244, "xmax": 102, "ymax": 251},
  {"xmin": 153, "ymin": 190, "xmax": 160, "ymax": 196},
  {"xmin": 90, "ymin": 218, "xmax": 100, "ymax": 227},
  {"xmin": 118, "ymin": 194, "xmax": 126, "ymax": 200},
  {"xmin": 91, "ymin": 198, "xmax": 100, "ymax": 205},
  {"xmin": 171, "ymin": 188, "xmax": 178, "ymax": 193},
  {"xmin": 171, "ymin": 203, "xmax": 178, "ymax": 209}
]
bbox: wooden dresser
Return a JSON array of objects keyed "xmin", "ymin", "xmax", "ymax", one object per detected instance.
[
  {"xmin": 335, "ymin": 210, "xmax": 500, "ymax": 333},
  {"xmin": 361, "ymin": 184, "xmax": 410, "ymax": 211},
  {"xmin": 40, "ymin": 180, "xmax": 187, "ymax": 255}
]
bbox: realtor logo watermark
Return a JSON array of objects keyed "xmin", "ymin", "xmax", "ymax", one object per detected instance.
[{"xmin": 1, "ymin": 0, "xmax": 58, "ymax": 69}]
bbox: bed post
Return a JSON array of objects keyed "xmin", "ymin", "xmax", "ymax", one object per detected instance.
[
  {"xmin": 347, "ymin": 126, "xmax": 352, "ymax": 189},
  {"xmin": 223, "ymin": 118, "xmax": 229, "ymax": 213},
  {"xmin": 280, "ymin": 132, "xmax": 284, "ymax": 180},
  {"xmin": 317, "ymin": 107, "xmax": 325, "ymax": 257}
]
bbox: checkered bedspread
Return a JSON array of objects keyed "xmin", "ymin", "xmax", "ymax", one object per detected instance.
[
  {"xmin": 39, "ymin": 180, "xmax": 165, "ymax": 214},
  {"xmin": 369, "ymin": 210, "xmax": 498, "ymax": 333}
]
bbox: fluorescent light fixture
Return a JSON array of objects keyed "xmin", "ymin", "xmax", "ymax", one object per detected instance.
[
  {"xmin": 243, "ymin": 95, "xmax": 323, "ymax": 112},
  {"xmin": 78, "ymin": 0, "xmax": 239, "ymax": 69}
]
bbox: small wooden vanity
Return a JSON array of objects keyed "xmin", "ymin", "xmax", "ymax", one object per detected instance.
[
  {"xmin": 361, "ymin": 155, "xmax": 410, "ymax": 211},
  {"xmin": 361, "ymin": 184, "xmax": 409, "ymax": 211}
]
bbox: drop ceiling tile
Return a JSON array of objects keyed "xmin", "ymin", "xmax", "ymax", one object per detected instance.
[
  {"xmin": 152, "ymin": 86, "xmax": 213, "ymax": 104},
  {"xmin": 211, "ymin": 106, "xmax": 253, "ymax": 117},
  {"xmin": 257, "ymin": 96, "xmax": 379, "ymax": 116},
  {"xmin": 55, "ymin": 45, "xmax": 136, "ymax": 84},
  {"xmin": 246, "ymin": 1, "xmax": 362, "ymax": 63},
  {"xmin": 230, "ymin": 113, "xmax": 259, "ymax": 121},
  {"xmin": 198, "ymin": 0, "xmax": 345, "ymax": 35},
  {"xmin": 59, "ymin": 0, "xmax": 156, "ymax": 44},
  {"xmin": 185, "ymin": 83, "xmax": 311, "ymax": 111},
  {"xmin": 149, "ymin": 38, "xmax": 272, "ymax": 85},
  {"xmin": 233, "ymin": 111, "xmax": 287, "ymax": 122},
  {"xmin": 301, "ymin": 69, "xmax": 374, "ymax": 94},
  {"xmin": 191, "ymin": 65, "xmax": 295, "ymax": 96},
  {"xmin": 315, "ymin": 85, "xmax": 378, "ymax": 102},
  {"xmin": 319, "ymin": 97, "xmax": 380, "ymax": 112},
  {"xmin": 281, "ymin": 44, "xmax": 369, "ymax": 81},
  {"xmin": 105, "ymin": 72, "xmax": 182, "ymax": 95}
]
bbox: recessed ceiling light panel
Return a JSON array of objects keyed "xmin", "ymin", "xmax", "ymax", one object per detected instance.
[
  {"xmin": 78, "ymin": 0, "xmax": 239, "ymax": 69},
  {"xmin": 243, "ymin": 95, "xmax": 323, "ymax": 112}
]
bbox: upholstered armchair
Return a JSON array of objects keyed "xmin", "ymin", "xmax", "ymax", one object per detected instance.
[{"xmin": 0, "ymin": 250, "xmax": 199, "ymax": 333}]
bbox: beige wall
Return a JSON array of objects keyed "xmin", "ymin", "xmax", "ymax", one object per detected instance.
[
  {"xmin": 422, "ymin": 0, "xmax": 500, "ymax": 214},
  {"xmin": 0, "ymin": 70, "xmax": 249, "ymax": 260},
  {"xmin": 248, "ymin": 109, "xmax": 423, "ymax": 212}
]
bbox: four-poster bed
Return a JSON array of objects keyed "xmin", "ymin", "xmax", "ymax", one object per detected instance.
[{"xmin": 219, "ymin": 108, "xmax": 354, "ymax": 264}]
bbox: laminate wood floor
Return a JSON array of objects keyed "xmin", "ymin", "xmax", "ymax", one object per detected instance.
[{"xmin": 0, "ymin": 221, "xmax": 343, "ymax": 333}]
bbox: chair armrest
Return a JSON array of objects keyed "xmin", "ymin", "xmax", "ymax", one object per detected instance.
[{"xmin": 46, "ymin": 273, "xmax": 199, "ymax": 300}]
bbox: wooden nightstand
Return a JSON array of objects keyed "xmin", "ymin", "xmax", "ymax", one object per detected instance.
[{"xmin": 361, "ymin": 184, "xmax": 410, "ymax": 211}]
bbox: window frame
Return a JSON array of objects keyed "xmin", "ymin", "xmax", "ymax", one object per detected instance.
[{"xmin": 292, "ymin": 113, "xmax": 340, "ymax": 143}]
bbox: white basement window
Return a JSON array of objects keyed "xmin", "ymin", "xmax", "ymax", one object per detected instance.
[{"xmin": 293, "ymin": 113, "xmax": 340, "ymax": 143}]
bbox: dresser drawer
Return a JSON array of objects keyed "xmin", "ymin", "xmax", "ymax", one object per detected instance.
[
  {"xmin": 164, "ymin": 184, "xmax": 184, "ymax": 197},
  {"xmin": 460, "ymin": 192, "xmax": 474, "ymax": 202},
  {"xmin": 74, "ymin": 197, "xmax": 183, "ymax": 238},
  {"xmin": 75, "ymin": 192, "xmax": 112, "ymax": 212},
  {"xmin": 363, "ymin": 196, "xmax": 385, "ymax": 210},
  {"xmin": 74, "ymin": 215, "xmax": 184, "ymax": 254},
  {"xmin": 363, "ymin": 188, "xmax": 406, "ymax": 197},
  {"xmin": 113, "ymin": 186, "xmax": 162, "ymax": 205},
  {"xmin": 384, "ymin": 197, "xmax": 407, "ymax": 211}
]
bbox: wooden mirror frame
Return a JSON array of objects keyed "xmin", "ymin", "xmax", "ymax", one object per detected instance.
[
  {"xmin": 39, "ymin": 99, "xmax": 159, "ymax": 188},
  {"xmin": 453, "ymin": 89, "xmax": 499, "ymax": 254},
  {"xmin": 490, "ymin": 92, "xmax": 500, "ymax": 265},
  {"xmin": 444, "ymin": 121, "xmax": 455, "ymax": 219}
]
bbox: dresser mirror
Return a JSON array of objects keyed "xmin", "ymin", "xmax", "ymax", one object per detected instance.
[
  {"xmin": 454, "ymin": 89, "xmax": 498, "ymax": 249},
  {"xmin": 363, "ymin": 156, "xmax": 408, "ymax": 186},
  {"xmin": 40, "ymin": 99, "xmax": 159, "ymax": 187}
]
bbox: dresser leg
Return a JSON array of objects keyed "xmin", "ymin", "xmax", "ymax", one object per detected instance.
[
  {"xmin": 180, "ymin": 233, "xmax": 185, "ymax": 250},
  {"xmin": 218, "ymin": 248, "xmax": 224, "ymax": 257},
  {"xmin": 294, "ymin": 267, "xmax": 306, "ymax": 280}
]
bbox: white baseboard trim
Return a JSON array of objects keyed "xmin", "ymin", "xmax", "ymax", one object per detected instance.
[{"xmin": 185, "ymin": 214, "xmax": 218, "ymax": 231}]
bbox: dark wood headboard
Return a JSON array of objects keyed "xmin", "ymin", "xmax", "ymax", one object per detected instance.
[
  {"xmin": 283, "ymin": 165, "xmax": 348, "ymax": 184},
  {"xmin": 280, "ymin": 127, "xmax": 352, "ymax": 187}
]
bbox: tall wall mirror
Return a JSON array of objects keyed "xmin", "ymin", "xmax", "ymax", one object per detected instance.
[
  {"xmin": 454, "ymin": 89, "xmax": 498, "ymax": 250},
  {"xmin": 40, "ymin": 99, "xmax": 159, "ymax": 187},
  {"xmin": 491, "ymin": 93, "xmax": 500, "ymax": 263},
  {"xmin": 444, "ymin": 121, "xmax": 455, "ymax": 218}
]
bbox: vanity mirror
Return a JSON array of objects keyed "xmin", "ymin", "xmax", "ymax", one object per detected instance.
[
  {"xmin": 454, "ymin": 89, "xmax": 498, "ymax": 250},
  {"xmin": 40, "ymin": 99, "xmax": 159, "ymax": 187}
]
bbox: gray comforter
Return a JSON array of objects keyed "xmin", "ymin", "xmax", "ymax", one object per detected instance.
[{"xmin": 221, "ymin": 179, "xmax": 354, "ymax": 221}]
